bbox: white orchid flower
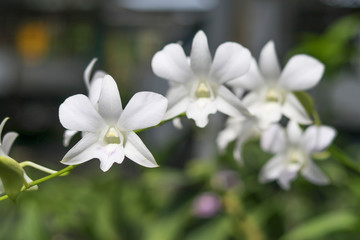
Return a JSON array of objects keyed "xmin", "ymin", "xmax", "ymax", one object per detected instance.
[
  {"xmin": 0, "ymin": 118, "xmax": 36, "ymax": 195},
  {"xmin": 63, "ymin": 58, "xmax": 107, "ymax": 147},
  {"xmin": 217, "ymin": 98, "xmax": 281, "ymax": 163},
  {"xmin": 59, "ymin": 75, "xmax": 168, "ymax": 172},
  {"xmin": 151, "ymin": 30, "xmax": 253, "ymax": 128},
  {"xmin": 217, "ymin": 115, "xmax": 259, "ymax": 164},
  {"xmin": 259, "ymin": 121, "xmax": 336, "ymax": 190},
  {"xmin": 228, "ymin": 41, "xmax": 325, "ymax": 125}
]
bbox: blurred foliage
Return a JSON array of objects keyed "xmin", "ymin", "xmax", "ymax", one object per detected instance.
[
  {"xmin": 290, "ymin": 15, "xmax": 360, "ymax": 76},
  {"xmin": 1, "ymin": 137, "xmax": 360, "ymax": 240},
  {"xmin": 2, "ymin": 11, "xmax": 360, "ymax": 240}
]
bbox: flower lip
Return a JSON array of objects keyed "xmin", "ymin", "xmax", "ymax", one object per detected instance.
[
  {"xmin": 264, "ymin": 86, "xmax": 286, "ymax": 104},
  {"xmin": 104, "ymin": 127, "xmax": 122, "ymax": 145}
]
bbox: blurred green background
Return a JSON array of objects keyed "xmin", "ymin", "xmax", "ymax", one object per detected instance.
[{"xmin": 1, "ymin": 0, "xmax": 360, "ymax": 239}]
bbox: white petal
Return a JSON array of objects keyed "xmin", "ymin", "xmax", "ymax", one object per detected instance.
[
  {"xmin": 61, "ymin": 133, "xmax": 99, "ymax": 165},
  {"xmin": 63, "ymin": 130, "xmax": 78, "ymax": 147},
  {"xmin": 164, "ymin": 85, "xmax": 190, "ymax": 120},
  {"xmin": 261, "ymin": 124, "xmax": 287, "ymax": 154},
  {"xmin": 282, "ymin": 93, "xmax": 312, "ymax": 124},
  {"xmin": 124, "ymin": 131, "xmax": 158, "ymax": 168},
  {"xmin": 286, "ymin": 120, "xmax": 303, "ymax": 145},
  {"xmin": 227, "ymin": 58, "xmax": 265, "ymax": 91},
  {"xmin": 216, "ymin": 85, "xmax": 252, "ymax": 118},
  {"xmin": 172, "ymin": 118, "xmax": 183, "ymax": 129},
  {"xmin": 186, "ymin": 98, "xmax": 217, "ymax": 128},
  {"xmin": 302, "ymin": 125, "xmax": 336, "ymax": 153},
  {"xmin": 118, "ymin": 92, "xmax": 168, "ymax": 131},
  {"xmin": 88, "ymin": 72, "xmax": 106, "ymax": 105},
  {"xmin": 301, "ymin": 159, "xmax": 330, "ymax": 185},
  {"xmin": 84, "ymin": 58, "xmax": 97, "ymax": 90},
  {"xmin": 210, "ymin": 42, "xmax": 251, "ymax": 84},
  {"xmin": 98, "ymin": 75, "xmax": 122, "ymax": 123},
  {"xmin": 216, "ymin": 120, "xmax": 239, "ymax": 151},
  {"xmin": 151, "ymin": 43, "xmax": 193, "ymax": 83},
  {"xmin": 259, "ymin": 154, "xmax": 286, "ymax": 182},
  {"xmin": 59, "ymin": 94, "xmax": 106, "ymax": 132},
  {"xmin": 98, "ymin": 144, "xmax": 125, "ymax": 172},
  {"xmin": 2, "ymin": 132, "xmax": 18, "ymax": 155},
  {"xmin": 277, "ymin": 169, "xmax": 298, "ymax": 190},
  {"xmin": 233, "ymin": 121, "xmax": 257, "ymax": 164},
  {"xmin": 258, "ymin": 41, "xmax": 281, "ymax": 80},
  {"xmin": 279, "ymin": 54, "xmax": 324, "ymax": 91},
  {"xmin": 190, "ymin": 31, "xmax": 212, "ymax": 75},
  {"xmin": 254, "ymin": 103, "xmax": 282, "ymax": 129},
  {"xmin": 242, "ymin": 91, "xmax": 262, "ymax": 108},
  {"xmin": 0, "ymin": 117, "xmax": 9, "ymax": 140}
]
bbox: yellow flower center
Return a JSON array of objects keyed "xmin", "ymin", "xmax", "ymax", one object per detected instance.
[
  {"xmin": 104, "ymin": 127, "xmax": 121, "ymax": 144},
  {"xmin": 265, "ymin": 87, "xmax": 285, "ymax": 104},
  {"xmin": 195, "ymin": 81, "xmax": 212, "ymax": 98}
]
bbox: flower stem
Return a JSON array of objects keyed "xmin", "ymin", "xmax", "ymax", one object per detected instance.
[
  {"xmin": 20, "ymin": 161, "xmax": 58, "ymax": 175},
  {"xmin": 0, "ymin": 165, "xmax": 76, "ymax": 202},
  {"xmin": 328, "ymin": 145, "xmax": 360, "ymax": 174}
]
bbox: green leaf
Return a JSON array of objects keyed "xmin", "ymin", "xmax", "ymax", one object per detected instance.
[
  {"xmin": 293, "ymin": 91, "xmax": 315, "ymax": 118},
  {"xmin": 0, "ymin": 156, "xmax": 25, "ymax": 201},
  {"xmin": 185, "ymin": 216, "xmax": 231, "ymax": 240},
  {"xmin": 280, "ymin": 210, "xmax": 358, "ymax": 240}
]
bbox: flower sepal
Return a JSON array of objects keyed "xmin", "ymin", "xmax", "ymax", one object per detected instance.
[{"xmin": 0, "ymin": 155, "xmax": 26, "ymax": 201}]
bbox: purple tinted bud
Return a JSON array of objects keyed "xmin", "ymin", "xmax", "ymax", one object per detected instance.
[{"xmin": 192, "ymin": 192, "xmax": 222, "ymax": 218}]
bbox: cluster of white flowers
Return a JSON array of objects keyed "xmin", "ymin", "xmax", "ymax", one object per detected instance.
[
  {"xmin": 150, "ymin": 31, "xmax": 336, "ymax": 189},
  {"xmin": 0, "ymin": 30, "xmax": 342, "ymax": 202},
  {"xmin": 56, "ymin": 30, "xmax": 336, "ymax": 190}
]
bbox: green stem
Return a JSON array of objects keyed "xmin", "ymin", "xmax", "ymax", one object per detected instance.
[
  {"xmin": 20, "ymin": 161, "xmax": 58, "ymax": 175},
  {"xmin": 0, "ymin": 165, "xmax": 76, "ymax": 201},
  {"xmin": 328, "ymin": 145, "xmax": 360, "ymax": 174}
]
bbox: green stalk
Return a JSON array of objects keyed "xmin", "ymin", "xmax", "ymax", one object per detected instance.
[
  {"xmin": 328, "ymin": 145, "xmax": 360, "ymax": 174},
  {"xmin": 0, "ymin": 165, "xmax": 76, "ymax": 201}
]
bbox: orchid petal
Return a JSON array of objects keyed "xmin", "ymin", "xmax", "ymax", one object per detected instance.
[
  {"xmin": 61, "ymin": 133, "xmax": 98, "ymax": 165},
  {"xmin": 63, "ymin": 130, "xmax": 78, "ymax": 147},
  {"xmin": 279, "ymin": 54, "xmax": 324, "ymax": 91},
  {"xmin": 190, "ymin": 31, "xmax": 212, "ymax": 75},
  {"xmin": 301, "ymin": 159, "xmax": 330, "ymax": 185},
  {"xmin": 277, "ymin": 169, "xmax": 298, "ymax": 190},
  {"xmin": 0, "ymin": 118, "xmax": 9, "ymax": 140},
  {"xmin": 216, "ymin": 119, "xmax": 239, "ymax": 151},
  {"xmin": 287, "ymin": 121, "xmax": 303, "ymax": 145},
  {"xmin": 164, "ymin": 85, "xmax": 190, "ymax": 120},
  {"xmin": 261, "ymin": 124, "xmax": 287, "ymax": 154},
  {"xmin": 99, "ymin": 144, "xmax": 125, "ymax": 172},
  {"xmin": 151, "ymin": 43, "xmax": 192, "ymax": 83},
  {"xmin": 84, "ymin": 58, "xmax": 97, "ymax": 90},
  {"xmin": 2, "ymin": 132, "xmax": 18, "ymax": 155},
  {"xmin": 259, "ymin": 154, "xmax": 286, "ymax": 182},
  {"xmin": 228, "ymin": 58, "xmax": 265, "ymax": 91},
  {"xmin": 59, "ymin": 94, "xmax": 106, "ymax": 132},
  {"xmin": 98, "ymin": 75, "xmax": 123, "ymax": 123},
  {"xmin": 124, "ymin": 132, "xmax": 158, "ymax": 168},
  {"xmin": 186, "ymin": 99, "xmax": 217, "ymax": 128},
  {"xmin": 259, "ymin": 41, "xmax": 281, "ymax": 80},
  {"xmin": 302, "ymin": 125, "xmax": 336, "ymax": 153},
  {"xmin": 88, "ymin": 72, "xmax": 106, "ymax": 105},
  {"xmin": 210, "ymin": 42, "xmax": 251, "ymax": 84},
  {"xmin": 216, "ymin": 85, "xmax": 252, "ymax": 118},
  {"xmin": 118, "ymin": 92, "xmax": 167, "ymax": 131},
  {"xmin": 282, "ymin": 93, "xmax": 312, "ymax": 124}
]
